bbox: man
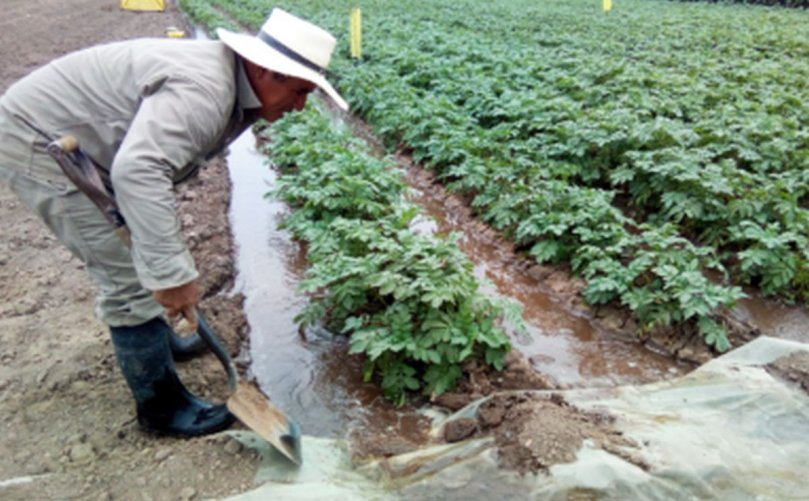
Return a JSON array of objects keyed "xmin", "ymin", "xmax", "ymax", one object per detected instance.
[{"xmin": 0, "ymin": 8, "xmax": 347, "ymax": 437}]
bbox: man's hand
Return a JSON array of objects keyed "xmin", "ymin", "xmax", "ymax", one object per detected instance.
[{"xmin": 154, "ymin": 280, "xmax": 200, "ymax": 333}]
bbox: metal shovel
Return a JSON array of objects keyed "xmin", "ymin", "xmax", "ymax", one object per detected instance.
[
  {"xmin": 46, "ymin": 134, "xmax": 303, "ymax": 465},
  {"xmin": 193, "ymin": 315, "xmax": 302, "ymax": 465}
]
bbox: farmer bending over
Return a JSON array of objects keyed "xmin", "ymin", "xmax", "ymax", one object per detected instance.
[{"xmin": 0, "ymin": 9, "xmax": 347, "ymax": 437}]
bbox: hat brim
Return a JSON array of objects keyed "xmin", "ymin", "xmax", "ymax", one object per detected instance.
[{"xmin": 217, "ymin": 28, "xmax": 348, "ymax": 111}]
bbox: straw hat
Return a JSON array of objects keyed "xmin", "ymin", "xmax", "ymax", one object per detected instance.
[{"xmin": 217, "ymin": 8, "xmax": 347, "ymax": 110}]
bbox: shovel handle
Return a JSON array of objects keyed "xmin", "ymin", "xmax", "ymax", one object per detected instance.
[
  {"xmin": 196, "ymin": 314, "xmax": 239, "ymax": 392},
  {"xmin": 50, "ymin": 135, "xmax": 79, "ymax": 154}
]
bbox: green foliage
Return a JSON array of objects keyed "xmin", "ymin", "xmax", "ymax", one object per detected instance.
[
  {"xmin": 673, "ymin": 0, "xmax": 809, "ymax": 9},
  {"xmin": 732, "ymin": 221, "xmax": 808, "ymax": 300},
  {"xmin": 618, "ymin": 225, "xmax": 744, "ymax": 337},
  {"xmin": 177, "ymin": 0, "xmax": 240, "ymax": 33},
  {"xmin": 698, "ymin": 317, "xmax": 731, "ymax": 353}
]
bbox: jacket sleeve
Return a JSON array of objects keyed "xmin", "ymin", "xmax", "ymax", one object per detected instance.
[{"xmin": 110, "ymin": 76, "xmax": 228, "ymax": 291}]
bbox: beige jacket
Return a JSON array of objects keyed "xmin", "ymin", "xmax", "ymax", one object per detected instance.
[{"xmin": 0, "ymin": 39, "xmax": 260, "ymax": 291}]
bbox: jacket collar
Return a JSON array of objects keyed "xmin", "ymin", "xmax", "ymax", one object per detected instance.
[{"xmin": 235, "ymin": 55, "xmax": 262, "ymax": 111}]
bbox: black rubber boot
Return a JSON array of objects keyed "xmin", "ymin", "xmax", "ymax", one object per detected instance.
[
  {"xmin": 168, "ymin": 327, "xmax": 207, "ymax": 362},
  {"xmin": 110, "ymin": 318, "xmax": 236, "ymax": 437}
]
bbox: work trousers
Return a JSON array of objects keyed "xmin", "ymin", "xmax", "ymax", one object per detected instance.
[{"xmin": 0, "ymin": 104, "xmax": 163, "ymax": 327}]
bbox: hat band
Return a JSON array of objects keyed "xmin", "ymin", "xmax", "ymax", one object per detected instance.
[{"xmin": 258, "ymin": 32, "xmax": 327, "ymax": 76}]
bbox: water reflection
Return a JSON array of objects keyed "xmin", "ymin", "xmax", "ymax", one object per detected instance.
[
  {"xmin": 403, "ymin": 170, "xmax": 685, "ymax": 388},
  {"xmin": 227, "ymin": 130, "xmax": 429, "ymax": 442},
  {"xmin": 733, "ymin": 296, "xmax": 809, "ymax": 342}
]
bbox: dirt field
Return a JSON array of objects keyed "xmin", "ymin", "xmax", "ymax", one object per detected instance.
[{"xmin": 0, "ymin": 1, "xmax": 257, "ymax": 499}]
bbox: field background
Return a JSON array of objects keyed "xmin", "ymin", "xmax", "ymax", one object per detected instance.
[{"xmin": 184, "ymin": 0, "xmax": 809, "ymax": 353}]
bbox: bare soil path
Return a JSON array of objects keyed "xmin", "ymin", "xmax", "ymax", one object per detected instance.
[{"xmin": 0, "ymin": 1, "xmax": 257, "ymax": 499}]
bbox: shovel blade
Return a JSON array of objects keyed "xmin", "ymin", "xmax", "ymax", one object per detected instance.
[{"xmin": 227, "ymin": 383, "xmax": 302, "ymax": 465}]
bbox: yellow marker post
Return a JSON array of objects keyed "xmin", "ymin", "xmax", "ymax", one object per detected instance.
[
  {"xmin": 603, "ymin": 0, "xmax": 613, "ymax": 12},
  {"xmin": 165, "ymin": 26, "xmax": 186, "ymax": 38},
  {"xmin": 120, "ymin": 0, "xmax": 165, "ymax": 11},
  {"xmin": 350, "ymin": 7, "xmax": 362, "ymax": 59}
]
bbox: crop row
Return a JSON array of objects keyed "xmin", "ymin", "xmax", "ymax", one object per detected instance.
[
  {"xmin": 177, "ymin": 0, "xmax": 240, "ymax": 33},
  {"xmin": 184, "ymin": 0, "xmax": 808, "ymax": 350},
  {"xmin": 674, "ymin": 0, "xmax": 809, "ymax": 9},
  {"xmin": 258, "ymin": 106, "xmax": 522, "ymax": 403},
  {"xmin": 292, "ymin": 0, "xmax": 807, "ymax": 343}
]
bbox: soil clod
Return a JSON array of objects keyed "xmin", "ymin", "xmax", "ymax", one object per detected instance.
[{"xmin": 766, "ymin": 351, "xmax": 809, "ymax": 395}]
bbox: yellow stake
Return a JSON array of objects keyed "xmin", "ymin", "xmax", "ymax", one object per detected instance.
[
  {"xmin": 603, "ymin": 0, "xmax": 613, "ymax": 12},
  {"xmin": 165, "ymin": 26, "xmax": 186, "ymax": 38},
  {"xmin": 350, "ymin": 7, "xmax": 362, "ymax": 59}
]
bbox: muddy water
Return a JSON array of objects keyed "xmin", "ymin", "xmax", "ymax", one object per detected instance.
[
  {"xmin": 227, "ymin": 130, "xmax": 428, "ymax": 443},
  {"xmin": 405, "ymin": 176, "xmax": 809, "ymax": 384},
  {"xmin": 733, "ymin": 296, "xmax": 809, "ymax": 342}
]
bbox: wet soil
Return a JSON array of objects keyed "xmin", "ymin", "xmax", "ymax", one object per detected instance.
[
  {"xmin": 339, "ymin": 108, "xmax": 784, "ymax": 359},
  {"xmin": 433, "ymin": 352, "xmax": 649, "ymax": 475},
  {"xmin": 431, "ymin": 351, "xmax": 557, "ymax": 412},
  {"xmin": 765, "ymin": 351, "xmax": 809, "ymax": 396},
  {"xmin": 443, "ymin": 391, "xmax": 646, "ymax": 474}
]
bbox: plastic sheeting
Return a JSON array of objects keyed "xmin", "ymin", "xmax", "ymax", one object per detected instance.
[{"xmin": 226, "ymin": 337, "xmax": 809, "ymax": 500}]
